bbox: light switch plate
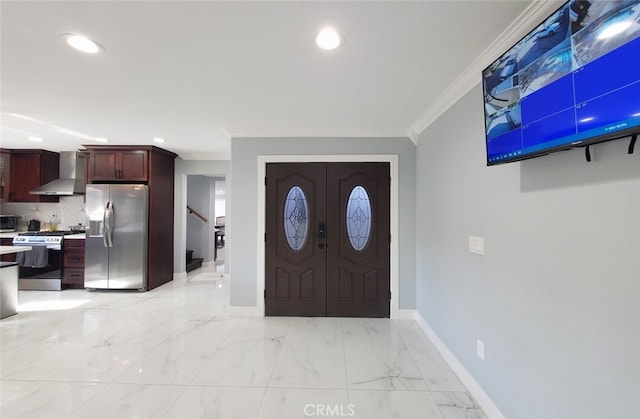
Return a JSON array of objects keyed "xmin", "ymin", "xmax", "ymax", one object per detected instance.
[{"xmin": 469, "ymin": 236, "xmax": 485, "ymax": 255}]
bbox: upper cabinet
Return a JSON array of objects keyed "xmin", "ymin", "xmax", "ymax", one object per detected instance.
[
  {"xmin": 89, "ymin": 149, "xmax": 148, "ymax": 182},
  {"xmin": 9, "ymin": 150, "xmax": 60, "ymax": 203},
  {"xmin": 0, "ymin": 149, "xmax": 10, "ymax": 203}
]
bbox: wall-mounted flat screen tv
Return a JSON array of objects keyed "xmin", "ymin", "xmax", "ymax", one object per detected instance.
[{"xmin": 483, "ymin": 0, "xmax": 640, "ymax": 165}]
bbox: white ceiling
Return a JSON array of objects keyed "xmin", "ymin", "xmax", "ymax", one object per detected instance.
[{"xmin": 1, "ymin": 0, "xmax": 542, "ymax": 159}]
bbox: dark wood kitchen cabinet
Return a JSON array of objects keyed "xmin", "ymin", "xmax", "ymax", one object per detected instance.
[
  {"xmin": 9, "ymin": 150, "xmax": 60, "ymax": 203},
  {"xmin": 63, "ymin": 238, "xmax": 85, "ymax": 289},
  {"xmin": 82, "ymin": 145, "xmax": 177, "ymax": 291},
  {"xmin": 0, "ymin": 238, "xmax": 16, "ymax": 262},
  {"xmin": 87, "ymin": 148, "xmax": 148, "ymax": 182},
  {"xmin": 0, "ymin": 149, "xmax": 10, "ymax": 203}
]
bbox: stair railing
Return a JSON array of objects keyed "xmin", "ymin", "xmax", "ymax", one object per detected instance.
[{"xmin": 187, "ymin": 206, "xmax": 208, "ymax": 223}]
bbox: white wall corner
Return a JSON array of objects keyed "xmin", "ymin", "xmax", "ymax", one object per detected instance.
[
  {"xmin": 395, "ymin": 309, "xmax": 416, "ymax": 320},
  {"xmin": 410, "ymin": 0, "xmax": 563, "ymax": 137},
  {"xmin": 173, "ymin": 272, "xmax": 187, "ymax": 281},
  {"xmin": 414, "ymin": 312, "xmax": 507, "ymax": 419},
  {"xmin": 228, "ymin": 305, "xmax": 263, "ymax": 317}
]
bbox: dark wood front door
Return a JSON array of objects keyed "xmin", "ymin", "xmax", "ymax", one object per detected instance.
[{"xmin": 265, "ymin": 162, "xmax": 390, "ymax": 318}]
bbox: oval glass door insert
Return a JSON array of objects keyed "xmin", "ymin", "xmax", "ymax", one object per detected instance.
[
  {"xmin": 346, "ymin": 185, "xmax": 372, "ymax": 251},
  {"xmin": 284, "ymin": 186, "xmax": 309, "ymax": 251}
]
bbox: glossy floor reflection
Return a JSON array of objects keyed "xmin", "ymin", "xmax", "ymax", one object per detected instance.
[{"xmin": 0, "ymin": 265, "xmax": 486, "ymax": 419}]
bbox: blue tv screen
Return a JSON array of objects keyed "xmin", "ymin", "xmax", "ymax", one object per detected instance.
[{"xmin": 483, "ymin": 0, "xmax": 640, "ymax": 165}]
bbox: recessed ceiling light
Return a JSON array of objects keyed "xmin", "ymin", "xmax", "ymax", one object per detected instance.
[
  {"xmin": 153, "ymin": 137, "xmax": 166, "ymax": 144},
  {"xmin": 27, "ymin": 136, "xmax": 44, "ymax": 142},
  {"xmin": 62, "ymin": 33, "xmax": 103, "ymax": 54},
  {"xmin": 95, "ymin": 137, "xmax": 109, "ymax": 143},
  {"xmin": 316, "ymin": 27, "xmax": 342, "ymax": 50}
]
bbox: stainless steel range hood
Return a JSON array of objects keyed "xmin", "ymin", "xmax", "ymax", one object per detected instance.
[{"xmin": 30, "ymin": 151, "xmax": 85, "ymax": 196}]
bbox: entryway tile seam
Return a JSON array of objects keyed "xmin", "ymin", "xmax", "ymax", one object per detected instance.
[
  {"xmin": 264, "ymin": 316, "xmax": 292, "ymax": 385},
  {"xmin": 389, "ymin": 317, "xmax": 439, "ymax": 393},
  {"xmin": 157, "ymin": 384, "xmax": 190, "ymax": 419},
  {"xmin": 182, "ymin": 383, "xmax": 269, "ymax": 389},
  {"xmin": 264, "ymin": 385, "xmax": 433, "ymax": 392},
  {"xmin": 180, "ymin": 317, "xmax": 243, "ymax": 388},
  {"xmin": 258, "ymin": 318, "xmax": 293, "ymax": 419}
]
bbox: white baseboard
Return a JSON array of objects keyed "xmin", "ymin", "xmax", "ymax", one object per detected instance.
[
  {"xmin": 228, "ymin": 305, "xmax": 263, "ymax": 317},
  {"xmin": 414, "ymin": 312, "xmax": 506, "ymax": 419},
  {"xmin": 173, "ymin": 272, "xmax": 187, "ymax": 281},
  {"xmin": 395, "ymin": 309, "xmax": 416, "ymax": 320}
]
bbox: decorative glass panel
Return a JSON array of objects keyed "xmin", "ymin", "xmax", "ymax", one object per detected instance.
[
  {"xmin": 284, "ymin": 186, "xmax": 309, "ymax": 251},
  {"xmin": 346, "ymin": 185, "xmax": 372, "ymax": 251}
]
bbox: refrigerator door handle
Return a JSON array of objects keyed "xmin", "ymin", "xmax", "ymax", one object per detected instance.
[
  {"xmin": 104, "ymin": 201, "xmax": 114, "ymax": 248},
  {"xmin": 103, "ymin": 202, "xmax": 109, "ymax": 248}
]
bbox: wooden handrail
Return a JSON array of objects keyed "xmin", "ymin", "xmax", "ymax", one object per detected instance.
[{"xmin": 187, "ymin": 206, "xmax": 208, "ymax": 223}]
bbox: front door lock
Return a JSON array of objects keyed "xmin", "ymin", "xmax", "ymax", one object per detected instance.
[{"xmin": 318, "ymin": 222, "xmax": 326, "ymax": 239}]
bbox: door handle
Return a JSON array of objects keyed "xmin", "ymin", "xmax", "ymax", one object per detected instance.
[
  {"xmin": 318, "ymin": 223, "xmax": 326, "ymax": 239},
  {"xmin": 104, "ymin": 201, "xmax": 114, "ymax": 248},
  {"xmin": 103, "ymin": 202, "xmax": 109, "ymax": 247}
]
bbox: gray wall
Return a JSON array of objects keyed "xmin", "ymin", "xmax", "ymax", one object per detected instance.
[
  {"xmin": 186, "ymin": 175, "xmax": 213, "ymax": 262},
  {"xmin": 415, "ymin": 85, "xmax": 640, "ymax": 418},
  {"xmin": 174, "ymin": 159, "xmax": 230, "ymax": 273},
  {"xmin": 229, "ymin": 137, "xmax": 416, "ymax": 309}
]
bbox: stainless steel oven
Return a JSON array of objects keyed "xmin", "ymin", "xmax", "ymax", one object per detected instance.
[{"xmin": 12, "ymin": 232, "xmax": 70, "ymax": 291}]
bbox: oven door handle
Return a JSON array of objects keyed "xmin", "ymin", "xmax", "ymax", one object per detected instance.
[{"xmin": 104, "ymin": 201, "xmax": 114, "ymax": 248}]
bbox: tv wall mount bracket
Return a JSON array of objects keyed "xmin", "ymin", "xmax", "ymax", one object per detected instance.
[{"xmin": 583, "ymin": 132, "xmax": 638, "ymax": 163}]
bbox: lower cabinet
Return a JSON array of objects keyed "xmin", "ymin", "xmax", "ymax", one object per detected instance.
[
  {"xmin": 0, "ymin": 238, "xmax": 16, "ymax": 262},
  {"xmin": 63, "ymin": 238, "xmax": 85, "ymax": 289}
]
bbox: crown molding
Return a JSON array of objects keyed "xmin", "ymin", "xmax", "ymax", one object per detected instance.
[
  {"xmin": 410, "ymin": 0, "xmax": 563, "ymax": 143},
  {"xmin": 225, "ymin": 127, "xmax": 411, "ymax": 140},
  {"xmin": 178, "ymin": 152, "xmax": 231, "ymax": 161}
]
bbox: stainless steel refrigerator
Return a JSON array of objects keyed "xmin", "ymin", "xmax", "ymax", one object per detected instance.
[{"xmin": 85, "ymin": 184, "xmax": 148, "ymax": 290}]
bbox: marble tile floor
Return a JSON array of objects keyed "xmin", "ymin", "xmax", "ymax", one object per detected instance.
[{"xmin": 0, "ymin": 265, "xmax": 487, "ymax": 419}]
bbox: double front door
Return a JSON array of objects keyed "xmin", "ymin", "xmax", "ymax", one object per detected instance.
[{"xmin": 265, "ymin": 162, "xmax": 390, "ymax": 317}]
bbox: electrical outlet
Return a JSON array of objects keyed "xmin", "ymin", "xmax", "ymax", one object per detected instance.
[{"xmin": 476, "ymin": 339, "xmax": 485, "ymax": 360}]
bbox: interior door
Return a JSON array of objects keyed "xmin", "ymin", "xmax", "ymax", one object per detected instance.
[{"xmin": 265, "ymin": 162, "xmax": 390, "ymax": 317}]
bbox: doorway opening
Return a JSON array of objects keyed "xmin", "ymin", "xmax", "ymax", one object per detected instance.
[{"xmin": 186, "ymin": 175, "xmax": 226, "ymax": 274}]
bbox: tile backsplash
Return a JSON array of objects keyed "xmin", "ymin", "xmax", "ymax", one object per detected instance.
[{"xmin": 0, "ymin": 195, "xmax": 85, "ymax": 231}]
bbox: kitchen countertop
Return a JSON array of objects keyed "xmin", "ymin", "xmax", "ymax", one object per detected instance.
[
  {"xmin": 0, "ymin": 232, "xmax": 86, "ymax": 239},
  {"xmin": 0, "ymin": 232, "xmax": 20, "ymax": 239},
  {"xmin": 0, "ymin": 261, "xmax": 19, "ymax": 268},
  {"xmin": 0, "ymin": 246, "xmax": 31, "ymax": 255}
]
